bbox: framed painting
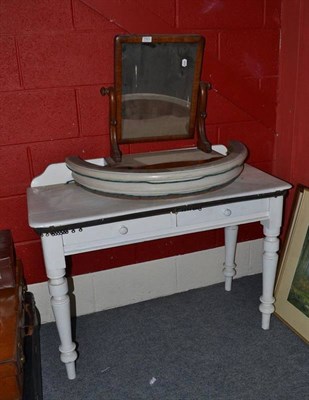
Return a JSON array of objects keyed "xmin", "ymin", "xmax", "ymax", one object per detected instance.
[{"xmin": 275, "ymin": 186, "xmax": 309, "ymax": 343}]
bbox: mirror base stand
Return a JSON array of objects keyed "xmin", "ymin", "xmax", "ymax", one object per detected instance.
[
  {"xmin": 110, "ymin": 133, "xmax": 122, "ymax": 163},
  {"xmin": 101, "ymin": 86, "xmax": 122, "ymax": 163},
  {"xmin": 197, "ymin": 81, "xmax": 212, "ymax": 153}
]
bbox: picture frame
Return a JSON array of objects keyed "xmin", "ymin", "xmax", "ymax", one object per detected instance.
[{"xmin": 275, "ymin": 185, "xmax": 309, "ymax": 343}]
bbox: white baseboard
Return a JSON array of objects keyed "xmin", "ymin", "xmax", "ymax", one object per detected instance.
[{"xmin": 28, "ymin": 239, "xmax": 263, "ymax": 324}]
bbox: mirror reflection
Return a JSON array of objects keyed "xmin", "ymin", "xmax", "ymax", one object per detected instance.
[{"xmin": 118, "ymin": 40, "xmax": 201, "ymax": 142}]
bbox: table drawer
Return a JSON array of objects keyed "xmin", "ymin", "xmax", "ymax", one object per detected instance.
[
  {"xmin": 63, "ymin": 213, "xmax": 176, "ymax": 252},
  {"xmin": 176, "ymin": 198, "xmax": 270, "ymax": 228}
]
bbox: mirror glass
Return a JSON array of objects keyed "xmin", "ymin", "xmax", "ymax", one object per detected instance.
[{"xmin": 115, "ymin": 36, "xmax": 204, "ymax": 143}]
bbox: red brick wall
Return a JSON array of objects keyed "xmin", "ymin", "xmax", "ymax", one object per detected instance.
[
  {"xmin": 271, "ymin": 0, "xmax": 309, "ymax": 240},
  {"xmin": 0, "ymin": 0, "xmax": 281, "ymax": 283},
  {"xmin": 274, "ymin": 0, "xmax": 309, "ymax": 202}
]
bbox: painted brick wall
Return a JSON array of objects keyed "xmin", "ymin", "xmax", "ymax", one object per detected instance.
[
  {"xmin": 275, "ymin": 1, "xmax": 309, "ymax": 196},
  {"xmin": 0, "ymin": 0, "xmax": 281, "ymax": 284}
]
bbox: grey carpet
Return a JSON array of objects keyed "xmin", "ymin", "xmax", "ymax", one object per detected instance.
[{"xmin": 40, "ymin": 274, "xmax": 309, "ymax": 400}]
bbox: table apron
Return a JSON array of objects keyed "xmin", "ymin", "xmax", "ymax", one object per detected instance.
[{"xmin": 61, "ymin": 198, "xmax": 271, "ymax": 256}]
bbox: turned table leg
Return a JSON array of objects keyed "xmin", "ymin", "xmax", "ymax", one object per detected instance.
[
  {"xmin": 41, "ymin": 235, "xmax": 77, "ymax": 379},
  {"xmin": 259, "ymin": 225, "xmax": 280, "ymax": 330},
  {"xmin": 260, "ymin": 196, "xmax": 284, "ymax": 330},
  {"xmin": 224, "ymin": 225, "xmax": 239, "ymax": 291}
]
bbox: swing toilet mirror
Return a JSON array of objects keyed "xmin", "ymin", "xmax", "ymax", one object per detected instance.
[
  {"xmin": 102, "ymin": 34, "xmax": 211, "ymax": 162},
  {"xmin": 65, "ymin": 34, "xmax": 248, "ymax": 197}
]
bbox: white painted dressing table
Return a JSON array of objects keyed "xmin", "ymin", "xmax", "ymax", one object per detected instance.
[{"xmin": 27, "ymin": 161, "xmax": 291, "ymax": 379}]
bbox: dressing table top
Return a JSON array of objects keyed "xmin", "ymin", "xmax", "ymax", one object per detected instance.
[{"xmin": 27, "ymin": 164, "xmax": 291, "ymax": 233}]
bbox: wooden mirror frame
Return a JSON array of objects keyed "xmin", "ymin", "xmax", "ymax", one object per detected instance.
[{"xmin": 101, "ymin": 34, "xmax": 211, "ymax": 163}]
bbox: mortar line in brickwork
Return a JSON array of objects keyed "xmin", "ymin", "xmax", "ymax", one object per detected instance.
[
  {"xmin": 258, "ymin": 79, "xmax": 262, "ymax": 91},
  {"xmin": 70, "ymin": 0, "xmax": 77, "ymax": 30},
  {"xmin": 74, "ymin": 88, "xmax": 82, "ymax": 137},
  {"xmin": 175, "ymin": 0, "xmax": 179, "ymax": 28},
  {"xmin": 217, "ymin": 126, "xmax": 222, "ymax": 143},
  {"xmin": 15, "ymin": 239, "xmax": 41, "ymax": 247},
  {"xmin": 217, "ymin": 32, "xmax": 221, "ymax": 60},
  {"xmin": 216, "ymin": 119, "xmax": 263, "ymax": 128},
  {"xmin": 0, "ymin": 136, "xmax": 81, "ymax": 149},
  {"xmin": 0, "ymin": 193, "xmax": 27, "ymax": 201},
  {"xmin": 263, "ymin": 0, "xmax": 267, "ymax": 27},
  {"xmin": 260, "ymin": 75, "xmax": 279, "ymax": 79},
  {"xmin": 82, "ymin": 1, "xmax": 131, "ymax": 33},
  {"xmin": 14, "ymin": 37, "xmax": 24, "ymax": 88},
  {"xmin": 26, "ymin": 146, "xmax": 35, "ymax": 180},
  {"xmin": 0, "ymin": 83, "xmax": 112, "ymax": 94}
]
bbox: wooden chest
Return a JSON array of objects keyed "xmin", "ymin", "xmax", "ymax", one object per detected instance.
[
  {"xmin": 0, "ymin": 229, "xmax": 15, "ymax": 289},
  {"xmin": 0, "ymin": 260, "xmax": 25, "ymax": 400},
  {"xmin": 22, "ymin": 291, "xmax": 42, "ymax": 400}
]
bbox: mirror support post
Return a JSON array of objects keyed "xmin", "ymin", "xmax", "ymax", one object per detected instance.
[
  {"xmin": 100, "ymin": 86, "xmax": 122, "ymax": 163},
  {"xmin": 197, "ymin": 81, "xmax": 212, "ymax": 153}
]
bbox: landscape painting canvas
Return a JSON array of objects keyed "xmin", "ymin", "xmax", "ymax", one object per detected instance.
[
  {"xmin": 275, "ymin": 186, "xmax": 309, "ymax": 343},
  {"xmin": 287, "ymin": 226, "xmax": 309, "ymax": 317}
]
